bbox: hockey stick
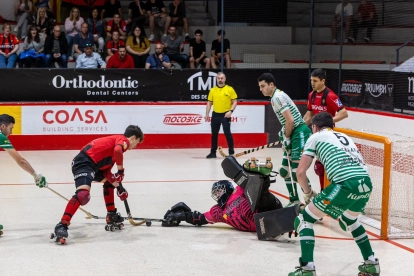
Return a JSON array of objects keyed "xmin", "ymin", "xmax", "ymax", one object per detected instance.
[
  {"xmin": 47, "ymin": 187, "xmax": 94, "ymax": 219},
  {"xmin": 283, "ymin": 146, "xmax": 296, "ymax": 197},
  {"xmin": 218, "ymin": 141, "xmax": 280, "ymax": 158},
  {"xmin": 84, "ymin": 213, "xmax": 164, "ymax": 223},
  {"xmin": 123, "ymin": 199, "xmax": 147, "ymax": 226}
]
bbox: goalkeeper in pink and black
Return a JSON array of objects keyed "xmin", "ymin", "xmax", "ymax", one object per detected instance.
[{"xmin": 162, "ymin": 176, "xmax": 283, "ymax": 231}]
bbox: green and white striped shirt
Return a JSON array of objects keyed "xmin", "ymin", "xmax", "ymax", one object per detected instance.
[
  {"xmin": 271, "ymin": 89, "xmax": 305, "ymax": 128},
  {"xmin": 303, "ymin": 129, "xmax": 369, "ymax": 183},
  {"xmin": 0, "ymin": 133, "xmax": 13, "ymax": 149}
]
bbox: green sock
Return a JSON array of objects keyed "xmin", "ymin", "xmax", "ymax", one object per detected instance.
[
  {"xmin": 285, "ymin": 178, "xmax": 299, "ymax": 201},
  {"xmin": 346, "ymin": 221, "xmax": 373, "ymax": 260},
  {"xmin": 300, "ymin": 210, "xmax": 318, "ymax": 263}
]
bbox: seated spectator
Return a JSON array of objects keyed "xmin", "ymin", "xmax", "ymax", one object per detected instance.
[
  {"xmin": 106, "ymin": 13, "xmax": 127, "ymax": 41},
  {"xmin": 127, "ymin": 0, "xmax": 146, "ymax": 37},
  {"xmin": 75, "ymin": 43, "xmax": 106, "ymax": 68},
  {"xmin": 126, "ymin": 26, "xmax": 150, "ymax": 68},
  {"xmin": 14, "ymin": 0, "xmax": 33, "ymax": 39},
  {"xmin": 162, "ymin": 25, "xmax": 188, "ymax": 68},
  {"xmin": 351, "ymin": 0, "xmax": 378, "ymax": 43},
  {"xmin": 0, "ymin": 23, "xmax": 20, "ymax": 68},
  {"xmin": 107, "ymin": 45, "xmax": 134, "ymax": 68},
  {"xmin": 34, "ymin": 0, "xmax": 54, "ymax": 19},
  {"xmin": 87, "ymin": 8, "xmax": 105, "ymax": 54},
  {"xmin": 105, "ymin": 30, "xmax": 125, "ymax": 62},
  {"xmin": 65, "ymin": 7, "xmax": 84, "ymax": 60},
  {"xmin": 331, "ymin": 0, "xmax": 353, "ymax": 43},
  {"xmin": 210, "ymin": 29, "xmax": 231, "ymax": 69},
  {"xmin": 146, "ymin": 0, "xmax": 170, "ymax": 41},
  {"xmin": 189, "ymin": 29, "xmax": 210, "ymax": 69},
  {"xmin": 35, "ymin": 7, "xmax": 52, "ymax": 38},
  {"xmin": 145, "ymin": 43, "xmax": 171, "ymax": 69},
  {"xmin": 73, "ymin": 22, "xmax": 94, "ymax": 60},
  {"xmin": 101, "ymin": 0, "xmax": 122, "ymax": 23},
  {"xmin": 44, "ymin": 25, "xmax": 68, "ymax": 68},
  {"xmin": 169, "ymin": 0, "xmax": 189, "ymax": 41},
  {"xmin": 19, "ymin": 25, "xmax": 45, "ymax": 67}
]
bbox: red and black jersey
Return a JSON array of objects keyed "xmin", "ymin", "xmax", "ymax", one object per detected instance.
[
  {"xmin": 106, "ymin": 39, "xmax": 125, "ymax": 54},
  {"xmin": 81, "ymin": 135, "xmax": 130, "ymax": 170},
  {"xmin": 0, "ymin": 33, "xmax": 19, "ymax": 54},
  {"xmin": 307, "ymin": 87, "xmax": 344, "ymax": 117}
]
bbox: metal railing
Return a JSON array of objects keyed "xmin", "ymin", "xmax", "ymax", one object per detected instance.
[{"xmin": 396, "ymin": 37, "xmax": 414, "ymax": 66}]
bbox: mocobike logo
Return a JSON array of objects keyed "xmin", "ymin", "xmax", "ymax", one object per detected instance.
[
  {"xmin": 187, "ymin": 71, "xmax": 217, "ymax": 91},
  {"xmin": 43, "ymin": 108, "xmax": 108, "ymax": 124},
  {"xmin": 163, "ymin": 113, "xmax": 203, "ymax": 125},
  {"xmin": 52, "ymin": 75, "xmax": 139, "ymax": 89},
  {"xmin": 341, "ymin": 80, "xmax": 362, "ymax": 96},
  {"xmin": 364, "ymin": 83, "xmax": 391, "ymax": 98}
]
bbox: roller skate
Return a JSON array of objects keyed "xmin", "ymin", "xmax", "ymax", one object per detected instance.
[
  {"xmin": 105, "ymin": 209, "xmax": 124, "ymax": 232},
  {"xmin": 288, "ymin": 258, "xmax": 316, "ymax": 276},
  {"xmin": 0, "ymin": 224, "xmax": 3, "ymax": 236},
  {"xmin": 243, "ymin": 157, "xmax": 273, "ymax": 175},
  {"xmin": 358, "ymin": 258, "xmax": 380, "ymax": 276},
  {"xmin": 50, "ymin": 221, "xmax": 69, "ymax": 244}
]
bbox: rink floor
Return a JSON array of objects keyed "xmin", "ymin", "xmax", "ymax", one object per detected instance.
[{"xmin": 0, "ymin": 148, "xmax": 413, "ymax": 276}]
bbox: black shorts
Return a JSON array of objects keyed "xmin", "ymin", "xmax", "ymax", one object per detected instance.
[{"xmin": 71, "ymin": 152, "xmax": 105, "ymax": 183}]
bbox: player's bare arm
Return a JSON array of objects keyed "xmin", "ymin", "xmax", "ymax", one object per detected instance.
[
  {"xmin": 281, "ymin": 109, "xmax": 295, "ymax": 138},
  {"xmin": 303, "ymin": 110, "xmax": 314, "ymax": 125},
  {"xmin": 333, "ymin": 108, "xmax": 348, "ymax": 123},
  {"xmin": 5, "ymin": 148, "xmax": 36, "ymax": 175},
  {"xmin": 205, "ymin": 101, "xmax": 213, "ymax": 121},
  {"xmin": 296, "ymin": 154, "xmax": 313, "ymax": 194},
  {"xmin": 225, "ymin": 99, "xmax": 237, "ymax": 118}
]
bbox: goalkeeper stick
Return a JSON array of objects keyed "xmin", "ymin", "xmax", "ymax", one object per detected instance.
[
  {"xmin": 47, "ymin": 187, "xmax": 94, "ymax": 219},
  {"xmin": 218, "ymin": 141, "xmax": 280, "ymax": 158}
]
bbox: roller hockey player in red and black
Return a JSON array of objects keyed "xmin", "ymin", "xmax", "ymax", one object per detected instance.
[
  {"xmin": 53, "ymin": 125, "xmax": 144, "ymax": 241},
  {"xmin": 302, "ymin": 69, "xmax": 348, "ymax": 192},
  {"xmin": 162, "ymin": 173, "xmax": 283, "ymax": 234}
]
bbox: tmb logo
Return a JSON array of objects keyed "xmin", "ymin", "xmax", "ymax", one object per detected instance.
[
  {"xmin": 408, "ymin": 77, "xmax": 414, "ymax": 93},
  {"xmin": 163, "ymin": 113, "xmax": 203, "ymax": 125},
  {"xmin": 187, "ymin": 71, "xmax": 217, "ymax": 91},
  {"xmin": 341, "ymin": 80, "xmax": 362, "ymax": 96}
]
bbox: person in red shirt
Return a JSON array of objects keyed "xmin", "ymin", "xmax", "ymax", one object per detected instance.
[
  {"xmin": 0, "ymin": 23, "xmax": 20, "ymax": 68},
  {"xmin": 105, "ymin": 30, "xmax": 125, "ymax": 62},
  {"xmin": 352, "ymin": 0, "xmax": 378, "ymax": 43},
  {"xmin": 303, "ymin": 69, "xmax": 348, "ymax": 191},
  {"xmin": 106, "ymin": 13, "xmax": 127, "ymax": 41},
  {"xmin": 107, "ymin": 45, "xmax": 135, "ymax": 68},
  {"xmin": 53, "ymin": 125, "xmax": 144, "ymax": 242}
]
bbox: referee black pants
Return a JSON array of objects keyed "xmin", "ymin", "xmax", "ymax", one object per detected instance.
[{"xmin": 210, "ymin": 111, "xmax": 234, "ymax": 154}]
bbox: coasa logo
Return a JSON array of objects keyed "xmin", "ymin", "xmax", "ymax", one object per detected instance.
[
  {"xmin": 187, "ymin": 71, "xmax": 217, "ymax": 91},
  {"xmin": 43, "ymin": 108, "xmax": 108, "ymax": 124},
  {"xmin": 163, "ymin": 113, "xmax": 203, "ymax": 125},
  {"xmin": 341, "ymin": 80, "xmax": 362, "ymax": 96}
]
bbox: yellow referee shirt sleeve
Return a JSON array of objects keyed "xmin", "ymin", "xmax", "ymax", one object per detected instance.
[
  {"xmin": 207, "ymin": 89, "xmax": 214, "ymax": 101},
  {"xmin": 228, "ymin": 86, "xmax": 238, "ymax": 100}
]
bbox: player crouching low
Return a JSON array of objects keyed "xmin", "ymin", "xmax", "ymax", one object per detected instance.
[
  {"xmin": 289, "ymin": 112, "xmax": 380, "ymax": 276},
  {"xmin": 52, "ymin": 125, "xmax": 144, "ymax": 243}
]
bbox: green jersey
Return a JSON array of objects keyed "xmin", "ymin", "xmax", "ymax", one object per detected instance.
[
  {"xmin": 270, "ymin": 89, "xmax": 305, "ymax": 128},
  {"xmin": 0, "ymin": 133, "xmax": 13, "ymax": 149},
  {"xmin": 303, "ymin": 128, "xmax": 369, "ymax": 183}
]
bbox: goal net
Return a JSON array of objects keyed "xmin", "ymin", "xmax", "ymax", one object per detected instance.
[{"xmin": 336, "ymin": 128, "xmax": 414, "ymax": 239}]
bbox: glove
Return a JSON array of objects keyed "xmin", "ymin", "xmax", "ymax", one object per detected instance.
[
  {"xmin": 114, "ymin": 169, "xmax": 124, "ymax": 182},
  {"xmin": 278, "ymin": 128, "xmax": 284, "ymax": 142},
  {"xmin": 116, "ymin": 185, "xmax": 128, "ymax": 201},
  {"xmin": 33, "ymin": 173, "xmax": 47, "ymax": 188},
  {"xmin": 282, "ymin": 137, "xmax": 291, "ymax": 151},
  {"xmin": 303, "ymin": 189, "xmax": 318, "ymax": 204}
]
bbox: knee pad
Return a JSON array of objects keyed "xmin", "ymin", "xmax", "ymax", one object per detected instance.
[
  {"xmin": 76, "ymin": 189, "xmax": 90, "ymax": 206},
  {"xmin": 339, "ymin": 212, "xmax": 360, "ymax": 232},
  {"xmin": 294, "ymin": 207, "xmax": 318, "ymax": 233},
  {"xmin": 279, "ymin": 166, "xmax": 289, "ymax": 179},
  {"xmin": 314, "ymin": 160, "xmax": 325, "ymax": 177}
]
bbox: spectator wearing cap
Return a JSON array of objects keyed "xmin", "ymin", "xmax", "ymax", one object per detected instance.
[
  {"xmin": 75, "ymin": 43, "xmax": 106, "ymax": 68},
  {"xmin": 210, "ymin": 29, "xmax": 231, "ymax": 69}
]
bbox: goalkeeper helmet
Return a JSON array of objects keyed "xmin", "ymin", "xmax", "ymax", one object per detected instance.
[{"xmin": 211, "ymin": 180, "xmax": 235, "ymax": 208}]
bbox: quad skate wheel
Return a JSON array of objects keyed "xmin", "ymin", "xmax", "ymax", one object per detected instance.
[
  {"xmin": 266, "ymin": 163, "xmax": 272, "ymax": 169},
  {"xmin": 250, "ymin": 164, "xmax": 256, "ymax": 169},
  {"xmin": 50, "ymin": 233, "xmax": 55, "ymax": 239},
  {"xmin": 110, "ymin": 225, "xmax": 115, "ymax": 232},
  {"xmin": 250, "ymin": 157, "xmax": 256, "ymax": 161},
  {"xmin": 0, "ymin": 231, "xmax": 3, "ymax": 236},
  {"xmin": 105, "ymin": 225, "xmax": 109, "ymax": 231},
  {"xmin": 60, "ymin": 238, "xmax": 66, "ymax": 244},
  {"xmin": 146, "ymin": 221, "xmax": 152, "ymax": 226}
]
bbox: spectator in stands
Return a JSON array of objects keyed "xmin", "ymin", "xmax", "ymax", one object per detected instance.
[
  {"xmin": 0, "ymin": 23, "xmax": 20, "ymax": 68},
  {"xmin": 73, "ymin": 22, "xmax": 94, "ymax": 60},
  {"xmin": 44, "ymin": 25, "xmax": 68, "ymax": 68},
  {"xmin": 106, "ymin": 13, "xmax": 127, "ymax": 41},
  {"xmin": 331, "ymin": 0, "xmax": 353, "ymax": 43},
  {"xmin": 35, "ymin": 7, "xmax": 51, "ymax": 38},
  {"xmin": 87, "ymin": 8, "xmax": 105, "ymax": 54},
  {"xmin": 210, "ymin": 30, "xmax": 231, "ymax": 69},
  {"xmin": 351, "ymin": 0, "xmax": 378, "ymax": 43},
  {"xmin": 162, "ymin": 25, "xmax": 188, "ymax": 68},
  {"xmin": 19, "ymin": 25, "xmax": 45, "ymax": 68},
  {"xmin": 169, "ymin": 0, "xmax": 190, "ymax": 41},
  {"xmin": 101, "ymin": 0, "xmax": 122, "ymax": 23},
  {"xmin": 146, "ymin": 0, "xmax": 171, "ymax": 41},
  {"xmin": 189, "ymin": 29, "xmax": 210, "ymax": 69},
  {"xmin": 14, "ymin": 0, "xmax": 33, "ymax": 39},
  {"xmin": 145, "ymin": 43, "xmax": 171, "ymax": 69},
  {"xmin": 34, "ymin": 0, "xmax": 54, "ymax": 19},
  {"xmin": 105, "ymin": 30, "xmax": 125, "ymax": 62},
  {"xmin": 127, "ymin": 0, "xmax": 146, "ymax": 37},
  {"xmin": 126, "ymin": 26, "xmax": 150, "ymax": 68},
  {"xmin": 107, "ymin": 45, "xmax": 134, "ymax": 68},
  {"xmin": 65, "ymin": 7, "xmax": 84, "ymax": 60},
  {"xmin": 75, "ymin": 43, "xmax": 106, "ymax": 68}
]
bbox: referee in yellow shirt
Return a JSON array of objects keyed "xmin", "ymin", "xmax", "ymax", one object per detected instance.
[{"xmin": 204, "ymin": 72, "xmax": 238, "ymax": 158}]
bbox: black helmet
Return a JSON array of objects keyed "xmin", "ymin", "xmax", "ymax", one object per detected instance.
[{"xmin": 211, "ymin": 180, "xmax": 234, "ymax": 207}]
